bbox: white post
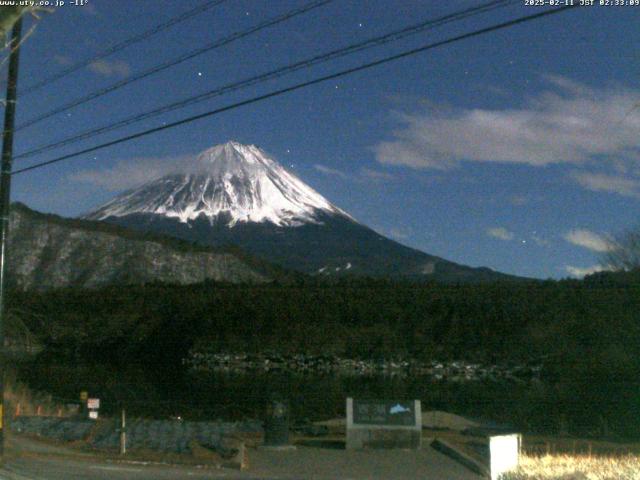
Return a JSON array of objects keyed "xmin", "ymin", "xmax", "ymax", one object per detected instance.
[{"xmin": 119, "ymin": 408, "xmax": 126, "ymax": 455}]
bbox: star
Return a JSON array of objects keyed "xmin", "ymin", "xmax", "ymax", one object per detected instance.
[
  {"xmin": 197, "ymin": 72, "xmax": 203, "ymax": 77},
  {"xmin": 358, "ymin": 23, "xmax": 363, "ymax": 28},
  {"xmin": 286, "ymin": 149, "xmax": 291, "ymax": 153}
]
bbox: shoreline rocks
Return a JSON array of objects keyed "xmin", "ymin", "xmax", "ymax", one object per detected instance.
[{"xmin": 183, "ymin": 352, "xmax": 542, "ymax": 383}]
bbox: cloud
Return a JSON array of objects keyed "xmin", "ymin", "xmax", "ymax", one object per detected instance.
[
  {"xmin": 313, "ymin": 164, "xmax": 348, "ymax": 179},
  {"xmin": 69, "ymin": 155, "xmax": 191, "ymax": 191},
  {"xmin": 314, "ymin": 164, "xmax": 396, "ymax": 182},
  {"xmin": 89, "ymin": 59, "xmax": 131, "ymax": 77},
  {"xmin": 389, "ymin": 227, "xmax": 411, "ymax": 240},
  {"xmin": 374, "ymin": 76, "xmax": 640, "ymax": 177},
  {"xmin": 76, "ymin": 156, "xmax": 395, "ymax": 193},
  {"xmin": 531, "ymin": 233, "xmax": 550, "ymax": 247},
  {"xmin": 563, "ymin": 229, "xmax": 614, "ymax": 252},
  {"xmin": 80, "ymin": 3, "xmax": 98, "ymax": 15},
  {"xmin": 486, "ymin": 85, "xmax": 510, "ymax": 97},
  {"xmin": 571, "ymin": 171, "xmax": 640, "ymax": 197},
  {"xmin": 360, "ymin": 168, "xmax": 395, "ymax": 181},
  {"xmin": 565, "ymin": 264, "xmax": 609, "ymax": 278},
  {"xmin": 53, "ymin": 55, "xmax": 72, "ymax": 66},
  {"xmin": 510, "ymin": 195, "xmax": 528, "ymax": 206},
  {"xmin": 486, "ymin": 227, "xmax": 514, "ymax": 241}
]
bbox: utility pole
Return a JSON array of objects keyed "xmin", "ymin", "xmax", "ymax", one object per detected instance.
[{"xmin": 0, "ymin": 15, "xmax": 23, "ymax": 461}]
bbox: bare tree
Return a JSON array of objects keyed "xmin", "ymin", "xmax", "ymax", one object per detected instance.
[
  {"xmin": 0, "ymin": 7, "xmax": 29, "ymax": 39},
  {"xmin": 0, "ymin": 7, "xmax": 52, "ymax": 78},
  {"xmin": 601, "ymin": 227, "xmax": 640, "ymax": 271},
  {"xmin": 1, "ymin": 6, "xmax": 52, "ymax": 43}
]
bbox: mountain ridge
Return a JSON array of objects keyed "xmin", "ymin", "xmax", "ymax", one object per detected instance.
[{"xmin": 6, "ymin": 202, "xmax": 295, "ymax": 290}]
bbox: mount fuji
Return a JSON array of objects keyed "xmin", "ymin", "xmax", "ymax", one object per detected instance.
[{"xmin": 84, "ymin": 141, "xmax": 516, "ymax": 282}]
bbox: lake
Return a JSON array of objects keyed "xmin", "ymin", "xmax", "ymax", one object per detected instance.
[{"xmin": 18, "ymin": 359, "xmax": 640, "ymax": 439}]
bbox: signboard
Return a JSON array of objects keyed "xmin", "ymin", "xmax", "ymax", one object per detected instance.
[
  {"xmin": 87, "ymin": 398, "xmax": 100, "ymax": 410},
  {"xmin": 346, "ymin": 398, "xmax": 421, "ymax": 450},
  {"xmin": 489, "ymin": 434, "xmax": 521, "ymax": 480},
  {"xmin": 80, "ymin": 391, "xmax": 88, "ymax": 401},
  {"xmin": 88, "ymin": 410, "xmax": 99, "ymax": 420},
  {"xmin": 353, "ymin": 399, "xmax": 417, "ymax": 426}
]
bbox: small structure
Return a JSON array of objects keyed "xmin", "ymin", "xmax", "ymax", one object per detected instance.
[
  {"xmin": 430, "ymin": 427, "xmax": 521, "ymax": 478},
  {"xmin": 489, "ymin": 433, "xmax": 521, "ymax": 480},
  {"xmin": 346, "ymin": 398, "xmax": 421, "ymax": 450},
  {"xmin": 263, "ymin": 399, "xmax": 293, "ymax": 449}
]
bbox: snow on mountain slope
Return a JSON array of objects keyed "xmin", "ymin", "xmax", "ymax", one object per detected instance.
[
  {"xmin": 83, "ymin": 140, "xmax": 523, "ymax": 282},
  {"xmin": 86, "ymin": 141, "xmax": 352, "ymax": 227}
]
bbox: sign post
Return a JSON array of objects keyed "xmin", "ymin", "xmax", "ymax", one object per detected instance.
[
  {"xmin": 119, "ymin": 408, "xmax": 126, "ymax": 455},
  {"xmin": 87, "ymin": 398, "xmax": 100, "ymax": 420}
]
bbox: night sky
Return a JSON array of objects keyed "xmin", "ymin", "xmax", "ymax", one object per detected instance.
[{"xmin": 7, "ymin": 0, "xmax": 640, "ymax": 279}]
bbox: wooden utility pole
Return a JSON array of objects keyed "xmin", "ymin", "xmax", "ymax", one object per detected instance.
[{"xmin": 0, "ymin": 15, "xmax": 23, "ymax": 461}]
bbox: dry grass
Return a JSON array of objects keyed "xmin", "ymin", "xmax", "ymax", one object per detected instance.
[
  {"xmin": 502, "ymin": 453, "xmax": 640, "ymax": 480},
  {"xmin": 5, "ymin": 376, "xmax": 70, "ymax": 418}
]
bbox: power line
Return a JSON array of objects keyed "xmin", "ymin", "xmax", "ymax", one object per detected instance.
[
  {"xmin": 15, "ymin": 0, "xmax": 334, "ymax": 131},
  {"xmin": 16, "ymin": 0, "xmax": 517, "ymax": 161},
  {"xmin": 12, "ymin": 6, "xmax": 578, "ymax": 176},
  {"xmin": 21, "ymin": 0, "xmax": 229, "ymax": 96}
]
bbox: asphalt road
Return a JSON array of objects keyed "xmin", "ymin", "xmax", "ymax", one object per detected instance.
[
  {"xmin": 2, "ymin": 457, "xmax": 260, "ymax": 480},
  {"xmin": 1, "ymin": 433, "xmax": 483, "ymax": 480}
]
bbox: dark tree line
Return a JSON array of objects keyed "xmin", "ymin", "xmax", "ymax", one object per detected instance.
[
  {"xmin": 7, "ymin": 270, "xmax": 640, "ymax": 437},
  {"xmin": 8, "ymin": 272, "xmax": 640, "ymax": 375}
]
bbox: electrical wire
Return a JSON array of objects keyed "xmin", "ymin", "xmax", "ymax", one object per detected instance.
[
  {"xmin": 15, "ymin": 0, "xmax": 517, "ymax": 160},
  {"xmin": 20, "ymin": 0, "xmax": 230, "ymax": 96},
  {"xmin": 12, "ymin": 5, "xmax": 578, "ymax": 176},
  {"xmin": 15, "ymin": 0, "xmax": 334, "ymax": 131}
]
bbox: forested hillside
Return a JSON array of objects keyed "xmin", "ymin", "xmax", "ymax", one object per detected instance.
[{"xmin": 10, "ymin": 274, "xmax": 640, "ymax": 375}]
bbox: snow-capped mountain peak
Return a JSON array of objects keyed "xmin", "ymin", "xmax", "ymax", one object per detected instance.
[{"xmin": 85, "ymin": 141, "xmax": 352, "ymax": 227}]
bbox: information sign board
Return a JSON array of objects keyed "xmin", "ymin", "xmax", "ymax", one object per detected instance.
[{"xmin": 346, "ymin": 398, "xmax": 421, "ymax": 449}]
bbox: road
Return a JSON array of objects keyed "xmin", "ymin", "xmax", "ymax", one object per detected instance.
[
  {"xmin": 2, "ymin": 456, "xmax": 263, "ymax": 480},
  {"xmin": 1, "ymin": 433, "xmax": 482, "ymax": 479}
]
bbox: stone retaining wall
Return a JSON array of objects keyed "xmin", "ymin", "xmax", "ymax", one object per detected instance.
[
  {"xmin": 10, "ymin": 416, "xmax": 262, "ymax": 455},
  {"xmin": 11, "ymin": 416, "xmax": 94, "ymax": 442}
]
